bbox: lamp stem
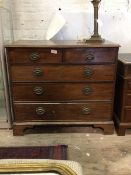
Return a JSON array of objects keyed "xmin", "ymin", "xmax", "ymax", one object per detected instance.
[
  {"xmin": 87, "ymin": 0, "xmax": 104, "ymax": 42},
  {"xmin": 93, "ymin": 0, "xmax": 99, "ymax": 36}
]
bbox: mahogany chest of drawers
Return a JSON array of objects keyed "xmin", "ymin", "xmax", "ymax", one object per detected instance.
[
  {"xmin": 114, "ymin": 53, "xmax": 131, "ymax": 136},
  {"xmin": 5, "ymin": 40, "xmax": 119, "ymax": 135}
]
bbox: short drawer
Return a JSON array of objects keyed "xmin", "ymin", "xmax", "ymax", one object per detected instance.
[
  {"xmin": 10, "ymin": 65, "xmax": 115, "ymax": 82},
  {"xmin": 64, "ymin": 48, "xmax": 117, "ymax": 64},
  {"xmin": 13, "ymin": 102, "xmax": 112, "ymax": 122},
  {"xmin": 12, "ymin": 83, "xmax": 113, "ymax": 101},
  {"xmin": 7, "ymin": 48, "xmax": 62, "ymax": 64}
]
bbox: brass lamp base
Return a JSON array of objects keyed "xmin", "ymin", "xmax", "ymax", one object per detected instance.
[{"xmin": 85, "ymin": 34, "xmax": 105, "ymax": 43}]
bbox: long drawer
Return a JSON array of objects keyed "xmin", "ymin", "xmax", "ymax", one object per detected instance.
[
  {"xmin": 13, "ymin": 102, "xmax": 112, "ymax": 122},
  {"xmin": 64, "ymin": 48, "xmax": 117, "ymax": 64},
  {"xmin": 7, "ymin": 48, "xmax": 62, "ymax": 64},
  {"xmin": 12, "ymin": 83, "xmax": 113, "ymax": 101},
  {"xmin": 10, "ymin": 65, "xmax": 115, "ymax": 82}
]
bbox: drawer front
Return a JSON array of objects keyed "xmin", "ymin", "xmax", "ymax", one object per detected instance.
[
  {"xmin": 123, "ymin": 108, "xmax": 131, "ymax": 122},
  {"xmin": 64, "ymin": 48, "xmax": 116, "ymax": 64},
  {"xmin": 127, "ymin": 65, "xmax": 131, "ymax": 77},
  {"xmin": 117, "ymin": 62, "xmax": 131, "ymax": 78},
  {"xmin": 12, "ymin": 83, "xmax": 113, "ymax": 101},
  {"xmin": 7, "ymin": 48, "xmax": 62, "ymax": 64},
  {"xmin": 10, "ymin": 65, "xmax": 115, "ymax": 82},
  {"xmin": 127, "ymin": 80, "xmax": 131, "ymax": 91},
  {"xmin": 125, "ymin": 94, "xmax": 131, "ymax": 106},
  {"xmin": 13, "ymin": 103, "xmax": 112, "ymax": 122}
]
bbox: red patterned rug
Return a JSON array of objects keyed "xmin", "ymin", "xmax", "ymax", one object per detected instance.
[{"xmin": 0, "ymin": 145, "xmax": 67, "ymax": 160}]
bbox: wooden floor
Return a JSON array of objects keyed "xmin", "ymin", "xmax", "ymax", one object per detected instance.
[{"xmin": 0, "ymin": 128, "xmax": 131, "ymax": 175}]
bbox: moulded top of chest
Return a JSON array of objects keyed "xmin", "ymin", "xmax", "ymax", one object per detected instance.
[
  {"xmin": 119, "ymin": 53, "xmax": 131, "ymax": 64},
  {"xmin": 4, "ymin": 40, "xmax": 120, "ymax": 48}
]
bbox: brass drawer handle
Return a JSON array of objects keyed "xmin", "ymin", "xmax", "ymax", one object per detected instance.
[
  {"xmin": 33, "ymin": 68, "xmax": 43, "ymax": 76},
  {"xmin": 82, "ymin": 107, "xmax": 91, "ymax": 115},
  {"xmin": 33, "ymin": 87, "xmax": 44, "ymax": 95},
  {"xmin": 36, "ymin": 107, "xmax": 45, "ymax": 116},
  {"xmin": 84, "ymin": 68, "xmax": 93, "ymax": 77},
  {"xmin": 52, "ymin": 110, "xmax": 56, "ymax": 115},
  {"xmin": 30, "ymin": 53, "xmax": 40, "ymax": 61},
  {"xmin": 82, "ymin": 86, "xmax": 92, "ymax": 95},
  {"xmin": 86, "ymin": 53, "xmax": 94, "ymax": 61}
]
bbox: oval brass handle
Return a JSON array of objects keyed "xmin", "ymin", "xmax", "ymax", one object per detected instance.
[
  {"xmin": 52, "ymin": 110, "xmax": 56, "ymax": 115},
  {"xmin": 36, "ymin": 107, "xmax": 45, "ymax": 116},
  {"xmin": 86, "ymin": 53, "xmax": 94, "ymax": 61},
  {"xmin": 33, "ymin": 87, "xmax": 44, "ymax": 95},
  {"xmin": 33, "ymin": 68, "xmax": 43, "ymax": 76},
  {"xmin": 82, "ymin": 107, "xmax": 91, "ymax": 115},
  {"xmin": 84, "ymin": 68, "xmax": 93, "ymax": 77},
  {"xmin": 30, "ymin": 53, "xmax": 40, "ymax": 61},
  {"xmin": 82, "ymin": 86, "xmax": 92, "ymax": 95}
]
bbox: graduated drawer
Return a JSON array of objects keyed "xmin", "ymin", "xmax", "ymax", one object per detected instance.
[
  {"xmin": 64, "ymin": 48, "xmax": 117, "ymax": 64},
  {"xmin": 12, "ymin": 83, "xmax": 113, "ymax": 101},
  {"xmin": 13, "ymin": 102, "xmax": 112, "ymax": 122},
  {"xmin": 10, "ymin": 65, "xmax": 115, "ymax": 82},
  {"xmin": 7, "ymin": 48, "xmax": 62, "ymax": 64}
]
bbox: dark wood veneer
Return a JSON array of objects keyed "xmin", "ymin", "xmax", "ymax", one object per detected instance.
[
  {"xmin": 64, "ymin": 48, "xmax": 117, "ymax": 64},
  {"xmin": 5, "ymin": 40, "xmax": 119, "ymax": 135},
  {"xmin": 12, "ymin": 83, "xmax": 113, "ymax": 101},
  {"xmin": 114, "ymin": 53, "xmax": 131, "ymax": 135},
  {"xmin": 7, "ymin": 48, "xmax": 62, "ymax": 64},
  {"xmin": 10, "ymin": 65, "xmax": 115, "ymax": 82},
  {"xmin": 13, "ymin": 103, "xmax": 112, "ymax": 122}
]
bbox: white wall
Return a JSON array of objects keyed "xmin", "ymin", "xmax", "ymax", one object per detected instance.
[
  {"xmin": 10, "ymin": 0, "xmax": 131, "ymax": 53},
  {"xmin": 0, "ymin": 0, "xmax": 13, "ymax": 42},
  {"xmin": 0, "ymin": 0, "xmax": 13, "ymax": 127}
]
